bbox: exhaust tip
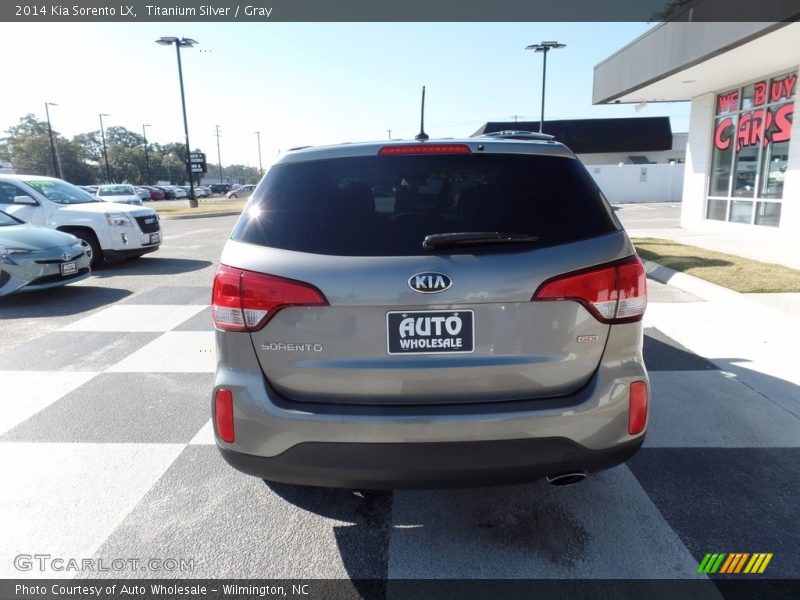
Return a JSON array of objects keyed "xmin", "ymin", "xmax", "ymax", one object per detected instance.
[{"xmin": 546, "ymin": 471, "xmax": 587, "ymax": 487}]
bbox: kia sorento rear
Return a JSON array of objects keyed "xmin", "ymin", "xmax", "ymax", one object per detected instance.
[{"xmin": 212, "ymin": 137, "xmax": 648, "ymax": 489}]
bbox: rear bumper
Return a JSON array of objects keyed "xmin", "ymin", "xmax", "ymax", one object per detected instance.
[
  {"xmin": 219, "ymin": 437, "xmax": 644, "ymax": 489},
  {"xmin": 214, "ymin": 322, "xmax": 649, "ymax": 488}
]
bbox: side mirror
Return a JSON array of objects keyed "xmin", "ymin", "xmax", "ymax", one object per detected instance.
[{"xmin": 13, "ymin": 195, "xmax": 38, "ymax": 206}]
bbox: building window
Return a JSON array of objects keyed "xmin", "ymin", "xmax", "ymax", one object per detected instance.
[{"xmin": 706, "ymin": 72, "xmax": 795, "ymax": 227}]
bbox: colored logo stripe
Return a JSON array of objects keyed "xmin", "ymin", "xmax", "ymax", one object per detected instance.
[
  {"xmin": 720, "ymin": 553, "xmax": 749, "ymax": 573},
  {"xmin": 698, "ymin": 552, "xmax": 773, "ymax": 574},
  {"xmin": 697, "ymin": 553, "xmax": 726, "ymax": 574},
  {"xmin": 744, "ymin": 553, "xmax": 773, "ymax": 574}
]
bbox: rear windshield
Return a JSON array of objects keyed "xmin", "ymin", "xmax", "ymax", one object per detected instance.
[
  {"xmin": 231, "ymin": 153, "xmax": 619, "ymax": 256},
  {"xmin": 98, "ymin": 185, "xmax": 134, "ymax": 195}
]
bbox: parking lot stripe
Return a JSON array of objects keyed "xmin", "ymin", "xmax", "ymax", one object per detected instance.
[
  {"xmin": 189, "ymin": 419, "xmax": 215, "ymax": 445},
  {"xmin": 0, "ymin": 442, "xmax": 185, "ymax": 578},
  {"xmin": 1, "ymin": 373, "xmax": 213, "ymax": 444},
  {"xmin": 106, "ymin": 332, "xmax": 216, "ymax": 373},
  {"xmin": 59, "ymin": 304, "xmax": 206, "ymax": 332},
  {"xmin": 645, "ymin": 371, "xmax": 800, "ymax": 447},
  {"xmin": 85, "ymin": 447, "xmax": 393, "ymax": 578},
  {"xmin": 387, "ymin": 466, "xmax": 702, "ymax": 578},
  {"xmin": 0, "ymin": 371, "xmax": 98, "ymax": 436},
  {"xmin": 627, "ymin": 448, "xmax": 800, "ymax": 578}
]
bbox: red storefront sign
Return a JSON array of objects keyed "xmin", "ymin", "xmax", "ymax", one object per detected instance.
[{"xmin": 714, "ymin": 74, "xmax": 796, "ymax": 152}]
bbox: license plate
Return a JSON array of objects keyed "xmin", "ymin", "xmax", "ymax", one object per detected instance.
[
  {"xmin": 149, "ymin": 232, "xmax": 161, "ymax": 244},
  {"xmin": 387, "ymin": 310, "xmax": 474, "ymax": 355},
  {"xmin": 60, "ymin": 261, "xmax": 77, "ymax": 276}
]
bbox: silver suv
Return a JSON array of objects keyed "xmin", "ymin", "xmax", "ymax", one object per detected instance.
[{"xmin": 212, "ymin": 136, "xmax": 649, "ymax": 489}]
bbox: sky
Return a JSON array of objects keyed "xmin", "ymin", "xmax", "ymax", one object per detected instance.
[{"xmin": 0, "ymin": 22, "xmax": 690, "ymax": 169}]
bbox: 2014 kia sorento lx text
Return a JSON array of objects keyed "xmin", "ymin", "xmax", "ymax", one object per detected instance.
[{"xmin": 211, "ymin": 132, "xmax": 649, "ymax": 489}]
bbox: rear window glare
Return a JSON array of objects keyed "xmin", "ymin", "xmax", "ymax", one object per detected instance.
[{"xmin": 231, "ymin": 154, "xmax": 619, "ymax": 256}]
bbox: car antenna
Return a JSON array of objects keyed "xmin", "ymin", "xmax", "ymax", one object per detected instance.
[{"xmin": 415, "ymin": 86, "xmax": 429, "ymax": 141}]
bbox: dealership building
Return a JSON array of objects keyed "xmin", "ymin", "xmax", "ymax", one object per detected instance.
[{"xmin": 594, "ymin": 20, "xmax": 800, "ymax": 231}]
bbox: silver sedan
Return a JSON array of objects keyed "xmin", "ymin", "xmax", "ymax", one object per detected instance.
[{"xmin": 0, "ymin": 210, "xmax": 91, "ymax": 296}]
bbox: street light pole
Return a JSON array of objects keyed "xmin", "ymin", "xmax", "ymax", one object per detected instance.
[
  {"xmin": 142, "ymin": 124, "xmax": 152, "ymax": 185},
  {"xmin": 215, "ymin": 125, "xmax": 223, "ymax": 183},
  {"xmin": 156, "ymin": 36, "xmax": 198, "ymax": 207},
  {"xmin": 99, "ymin": 113, "xmax": 111, "ymax": 183},
  {"xmin": 255, "ymin": 131, "xmax": 263, "ymax": 179},
  {"xmin": 525, "ymin": 41, "xmax": 566, "ymax": 134},
  {"xmin": 44, "ymin": 102, "xmax": 61, "ymax": 179}
]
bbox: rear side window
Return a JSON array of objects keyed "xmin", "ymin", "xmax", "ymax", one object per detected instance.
[{"xmin": 231, "ymin": 154, "xmax": 619, "ymax": 256}]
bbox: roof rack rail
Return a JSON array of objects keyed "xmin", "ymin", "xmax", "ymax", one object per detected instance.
[{"xmin": 479, "ymin": 130, "xmax": 555, "ymax": 141}]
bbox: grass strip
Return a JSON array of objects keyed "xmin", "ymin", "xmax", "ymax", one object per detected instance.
[{"xmin": 631, "ymin": 237, "xmax": 800, "ymax": 293}]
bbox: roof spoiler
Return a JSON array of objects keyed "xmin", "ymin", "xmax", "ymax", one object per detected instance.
[{"xmin": 478, "ymin": 130, "xmax": 555, "ymax": 141}]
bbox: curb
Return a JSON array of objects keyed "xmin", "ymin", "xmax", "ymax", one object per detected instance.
[
  {"xmin": 158, "ymin": 210, "xmax": 242, "ymax": 221},
  {"xmin": 642, "ymin": 259, "xmax": 742, "ymax": 303}
]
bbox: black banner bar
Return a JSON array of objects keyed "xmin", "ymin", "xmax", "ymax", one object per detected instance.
[
  {"xmin": 1, "ymin": 0, "xmax": 799, "ymax": 23},
  {"xmin": 2, "ymin": 579, "xmax": 800, "ymax": 600}
]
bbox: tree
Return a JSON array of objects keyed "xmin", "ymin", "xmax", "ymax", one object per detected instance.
[
  {"xmin": 59, "ymin": 139, "xmax": 98, "ymax": 184},
  {"xmin": 0, "ymin": 114, "xmax": 57, "ymax": 176},
  {"xmin": 2, "ymin": 113, "xmax": 212, "ymax": 186},
  {"xmin": 75, "ymin": 126, "xmax": 148, "ymax": 183},
  {"xmin": 214, "ymin": 163, "xmax": 261, "ymax": 185},
  {"xmin": 0, "ymin": 114, "xmax": 98, "ymax": 183}
]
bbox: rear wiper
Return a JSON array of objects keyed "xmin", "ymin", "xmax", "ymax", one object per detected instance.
[{"xmin": 423, "ymin": 231, "xmax": 539, "ymax": 250}]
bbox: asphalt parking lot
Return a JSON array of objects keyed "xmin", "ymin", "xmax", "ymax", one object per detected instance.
[{"xmin": 1, "ymin": 205, "xmax": 797, "ymax": 588}]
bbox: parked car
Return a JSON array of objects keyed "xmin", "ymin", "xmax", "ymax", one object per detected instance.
[
  {"xmin": 0, "ymin": 209, "xmax": 92, "ymax": 296},
  {"xmin": 77, "ymin": 185, "xmax": 99, "ymax": 195},
  {"xmin": 195, "ymin": 186, "xmax": 211, "ymax": 198},
  {"xmin": 209, "ymin": 183, "xmax": 232, "ymax": 194},
  {"xmin": 168, "ymin": 186, "xmax": 187, "ymax": 199},
  {"xmin": 225, "ymin": 184, "xmax": 256, "ymax": 199},
  {"xmin": 142, "ymin": 186, "xmax": 165, "ymax": 201},
  {"xmin": 134, "ymin": 186, "xmax": 152, "ymax": 202},
  {"xmin": 96, "ymin": 184, "xmax": 143, "ymax": 206},
  {"xmin": 211, "ymin": 134, "xmax": 649, "ymax": 488},
  {"xmin": 0, "ymin": 175, "xmax": 162, "ymax": 268},
  {"xmin": 152, "ymin": 186, "xmax": 175, "ymax": 200},
  {"xmin": 176, "ymin": 186, "xmax": 196, "ymax": 199}
]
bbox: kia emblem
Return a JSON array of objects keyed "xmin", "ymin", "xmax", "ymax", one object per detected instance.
[{"xmin": 408, "ymin": 272, "xmax": 452, "ymax": 293}]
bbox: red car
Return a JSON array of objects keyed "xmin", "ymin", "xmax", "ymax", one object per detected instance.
[{"xmin": 142, "ymin": 186, "xmax": 165, "ymax": 201}]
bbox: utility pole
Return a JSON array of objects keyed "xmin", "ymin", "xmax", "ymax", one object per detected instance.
[
  {"xmin": 214, "ymin": 125, "xmax": 223, "ymax": 183},
  {"xmin": 255, "ymin": 131, "xmax": 263, "ymax": 179},
  {"xmin": 386, "ymin": 129, "xmax": 392, "ymax": 140},
  {"xmin": 142, "ymin": 124, "xmax": 152, "ymax": 185},
  {"xmin": 44, "ymin": 102, "xmax": 61, "ymax": 179},
  {"xmin": 99, "ymin": 113, "xmax": 111, "ymax": 183}
]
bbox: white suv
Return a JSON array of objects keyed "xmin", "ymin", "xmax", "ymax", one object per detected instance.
[{"xmin": 0, "ymin": 175, "xmax": 161, "ymax": 267}]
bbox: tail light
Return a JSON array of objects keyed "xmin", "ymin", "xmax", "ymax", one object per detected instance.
[
  {"xmin": 214, "ymin": 388, "xmax": 235, "ymax": 443},
  {"xmin": 628, "ymin": 381, "xmax": 649, "ymax": 435},
  {"xmin": 212, "ymin": 264, "xmax": 328, "ymax": 332},
  {"xmin": 533, "ymin": 255, "xmax": 647, "ymax": 324}
]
